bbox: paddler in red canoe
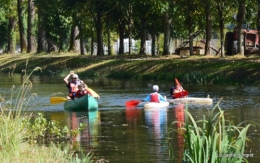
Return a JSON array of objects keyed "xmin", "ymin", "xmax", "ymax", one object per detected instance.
[{"xmin": 170, "ymin": 78, "xmax": 188, "ymax": 99}]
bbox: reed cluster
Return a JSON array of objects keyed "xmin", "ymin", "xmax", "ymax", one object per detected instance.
[{"xmin": 169, "ymin": 100, "xmax": 252, "ymax": 163}]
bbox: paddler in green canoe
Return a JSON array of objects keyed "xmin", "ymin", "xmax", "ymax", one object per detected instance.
[{"xmin": 64, "ymin": 71, "xmax": 81, "ymax": 100}]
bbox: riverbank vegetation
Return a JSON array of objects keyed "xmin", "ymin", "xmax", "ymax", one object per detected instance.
[
  {"xmin": 0, "ymin": 67, "xmax": 93, "ymax": 162},
  {"xmin": 1, "ymin": 53, "xmax": 260, "ymax": 86},
  {"xmin": 169, "ymin": 101, "xmax": 252, "ymax": 163}
]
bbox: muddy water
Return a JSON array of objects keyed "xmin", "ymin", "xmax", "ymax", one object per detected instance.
[{"xmin": 0, "ymin": 72, "xmax": 260, "ymax": 162}]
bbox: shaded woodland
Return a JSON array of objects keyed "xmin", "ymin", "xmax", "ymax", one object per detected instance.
[{"xmin": 0, "ymin": 0, "xmax": 259, "ymax": 57}]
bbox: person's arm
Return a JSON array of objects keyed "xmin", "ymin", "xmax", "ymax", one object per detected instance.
[
  {"xmin": 144, "ymin": 94, "xmax": 151, "ymax": 102},
  {"xmin": 64, "ymin": 71, "xmax": 74, "ymax": 85},
  {"xmin": 158, "ymin": 94, "xmax": 167, "ymax": 102},
  {"xmin": 86, "ymin": 89, "xmax": 94, "ymax": 96}
]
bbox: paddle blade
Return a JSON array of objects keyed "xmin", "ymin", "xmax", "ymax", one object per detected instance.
[
  {"xmin": 125, "ymin": 100, "xmax": 141, "ymax": 107},
  {"xmin": 172, "ymin": 91, "xmax": 188, "ymax": 99},
  {"xmin": 175, "ymin": 78, "xmax": 181, "ymax": 86},
  {"xmin": 50, "ymin": 97, "xmax": 67, "ymax": 104},
  {"xmin": 87, "ymin": 88, "xmax": 100, "ymax": 98}
]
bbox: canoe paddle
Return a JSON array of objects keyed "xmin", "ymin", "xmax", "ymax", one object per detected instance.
[
  {"xmin": 87, "ymin": 88, "xmax": 100, "ymax": 98},
  {"xmin": 50, "ymin": 97, "xmax": 67, "ymax": 104},
  {"xmin": 125, "ymin": 100, "xmax": 142, "ymax": 107}
]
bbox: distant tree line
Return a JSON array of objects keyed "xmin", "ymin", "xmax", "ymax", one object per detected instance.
[{"xmin": 0, "ymin": 0, "xmax": 259, "ymax": 56}]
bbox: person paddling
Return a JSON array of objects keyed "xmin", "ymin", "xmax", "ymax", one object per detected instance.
[
  {"xmin": 173, "ymin": 84, "xmax": 185, "ymax": 94},
  {"xmin": 64, "ymin": 71, "xmax": 81, "ymax": 100},
  {"xmin": 144, "ymin": 85, "xmax": 167, "ymax": 102},
  {"xmin": 75, "ymin": 83, "xmax": 94, "ymax": 98},
  {"xmin": 171, "ymin": 78, "xmax": 188, "ymax": 99}
]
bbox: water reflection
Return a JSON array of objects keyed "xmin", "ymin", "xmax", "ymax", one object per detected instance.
[
  {"xmin": 125, "ymin": 107, "xmax": 142, "ymax": 122},
  {"xmin": 173, "ymin": 103, "xmax": 185, "ymax": 163},
  {"xmin": 144, "ymin": 107, "xmax": 168, "ymax": 162},
  {"xmin": 49, "ymin": 110, "xmax": 100, "ymax": 152}
]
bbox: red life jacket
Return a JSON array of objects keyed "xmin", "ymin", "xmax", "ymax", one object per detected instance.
[
  {"xmin": 75, "ymin": 90, "xmax": 88, "ymax": 98},
  {"xmin": 150, "ymin": 93, "xmax": 159, "ymax": 102}
]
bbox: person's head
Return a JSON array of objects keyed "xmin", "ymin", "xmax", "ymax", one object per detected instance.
[
  {"xmin": 72, "ymin": 74, "xmax": 78, "ymax": 81},
  {"xmin": 78, "ymin": 83, "xmax": 85, "ymax": 91},
  {"xmin": 153, "ymin": 85, "xmax": 159, "ymax": 92},
  {"xmin": 176, "ymin": 84, "xmax": 182, "ymax": 89}
]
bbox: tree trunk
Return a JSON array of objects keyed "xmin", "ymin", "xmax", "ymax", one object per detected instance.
[
  {"xmin": 236, "ymin": 1, "xmax": 246, "ymax": 56},
  {"xmin": 118, "ymin": 22, "xmax": 124, "ymax": 54},
  {"xmin": 17, "ymin": 0, "xmax": 28, "ymax": 53},
  {"xmin": 139, "ymin": 16, "xmax": 146, "ymax": 55},
  {"xmin": 7, "ymin": 17, "xmax": 17, "ymax": 54},
  {"xmin": 68, "ymin": 25, "xmax": 80, "ymax": 53},
  {"xmin": 257, "ymin": 0, "xmax": 260, "ymax": 55},
  {"xmin": 37, "ymin": 7, "xmax": 45, "ymax": 53},
  {"xmin": 156, "ymin": 36, "xmax": 160, "ymax": 55},
  {"xmin": 128, "ymin": 25, "xmax": 132, "ymax": 55},
  {"xmin": 79, "ymin": 25, "xmax": 85, "ymax": 55},
  {"xmin": 46, "ymin": 37, "xmax": 57, "ymax": 53},
  {"xmin": 217, "ymin": 5, "xmax": 225, "ymax": 57},
  {"xmin": 107, "ymin": 24, "xmax": 112, "ymax": 55},
  {"xmin": 151, "ymin": 25, "xmax": 156, "ymax": 56},
  {"xmin": 58, "ymin": 31, "xmax": 64, "ymax": 53},
  {"xmin": 162, "ymin": 10, "xmax": 171, "ymax": 55},
  {"xmin": 187, "ymin": 18, "xmax": 193, "ymax": 55},
  {"xmin": 91, "ymin": 31, "xmax": 94, "ymax": 55},
  {"xmin": 188, "ymin": 26, "xmax": 194, "ymax": 56},
  {"xmin": 127, "ymin": 5, "xmax": 133, "ymax": 55},
  {"xmin": 27, "ymin": 0, "xmax": 36, "ymax": 53},
  {"xmin": 80, "ymin": 37, "xmax": 85, "ymax": 55},
  {"xmin": 96, "ymin": 12, "xmax": 104, "ymax": 56},
  {"xmin": 205, "ymin": 0, "xmax": 212, "ymax": 56}
]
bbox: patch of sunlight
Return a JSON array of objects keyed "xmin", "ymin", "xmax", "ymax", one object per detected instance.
[{"xmin": 76, "ymin": 60, "xmax": 112, "ymax": 72}]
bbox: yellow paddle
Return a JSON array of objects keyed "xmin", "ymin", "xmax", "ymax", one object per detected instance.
[
  {"xmin": 87, "ymin": 88, "xmax": 100, "ymax": 99},
  {"xmin": 50, "ymin": 97, "xmax": 67, "ymax": 104}
]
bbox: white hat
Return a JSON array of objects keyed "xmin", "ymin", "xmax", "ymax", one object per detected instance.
[
  {"xmin": 153, "ymin": 85, "xmax": 159, "ymax": 92},
  {"xmin": 72, "ymin": 74, "xmax": 78, "ymax": 79}
]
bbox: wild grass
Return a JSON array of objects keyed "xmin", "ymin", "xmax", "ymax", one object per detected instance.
[
  {"xmin": 0, "ymin": 66, "xmax": 93, "ymax": 162},
  {"xmin": 169, "ymin": 100, "xmax": 252, "ymax": 163}
]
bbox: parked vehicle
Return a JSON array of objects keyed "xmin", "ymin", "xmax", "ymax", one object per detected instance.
[{"xmin": 225, "ymin": 28, "xmax": 259, "ymax": 55}]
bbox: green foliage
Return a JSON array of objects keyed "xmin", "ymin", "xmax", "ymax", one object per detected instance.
[
  {"xmin": 22, "ymin": 112, "xmax": 85, "ymax": 141},
  {"xmin": 169, "ymin": 102, "xmax": 252, "ymax": 163},
  {"xmin": 182, "ymin": 71, "xmax": 219, "ymax": 85},
  {"xmin": 0, "ymin": 19, "xmax": 8, "ymax": 48}
]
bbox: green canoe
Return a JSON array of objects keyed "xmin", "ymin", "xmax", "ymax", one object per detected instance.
[{"xmin": 64, "ymin": 94, "xmax": 98, "ymax": 111}]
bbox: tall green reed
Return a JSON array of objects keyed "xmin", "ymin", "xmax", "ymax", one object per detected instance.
[{"xmin": 169, "ymin": 100, "xmax": 252, "ymax": 163}]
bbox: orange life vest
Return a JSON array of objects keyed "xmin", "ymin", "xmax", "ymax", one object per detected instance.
[{"xmin": 69, "ymin": 82, "xmax": 79, "ymax": 93}]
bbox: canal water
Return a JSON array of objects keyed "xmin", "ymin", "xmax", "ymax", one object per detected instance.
[{"xmin": 0, "ymin": 72, "xmax": 260, "ymax": 163}]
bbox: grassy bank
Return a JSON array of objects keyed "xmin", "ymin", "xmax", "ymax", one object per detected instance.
[{"xmin": 1, "ymin": 53, "xmax": 260, "ymax": 85}]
